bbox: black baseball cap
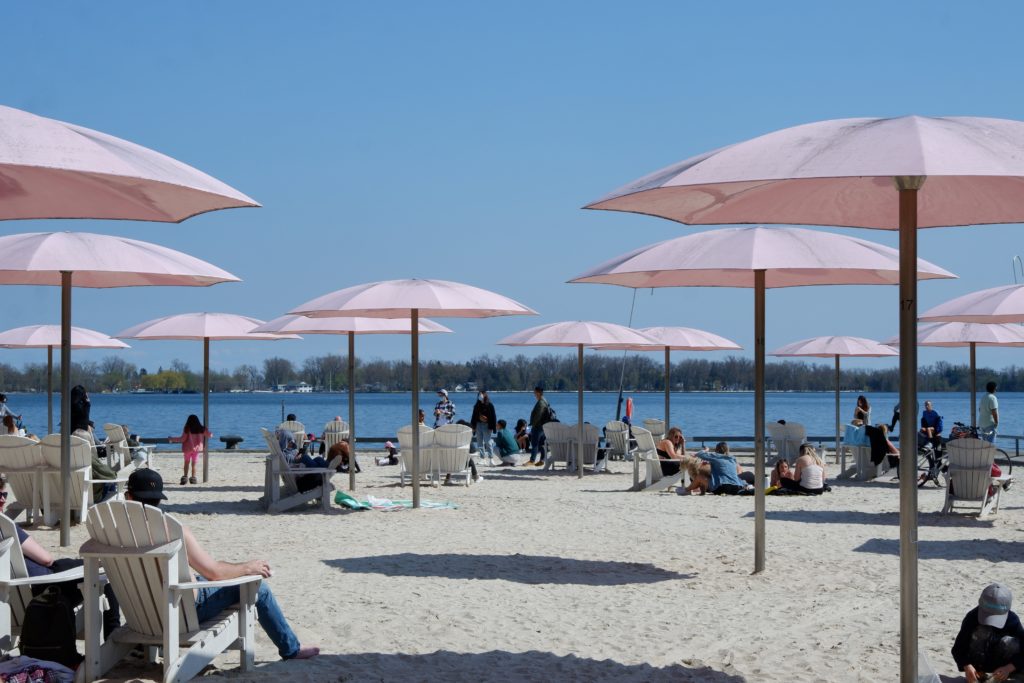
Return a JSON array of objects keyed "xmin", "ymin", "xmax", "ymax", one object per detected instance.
[{"xmin": 128, "ymin": 469, "xmax": 167, "ymax": 502}]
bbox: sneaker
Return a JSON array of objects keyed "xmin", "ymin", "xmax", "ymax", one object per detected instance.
[
  {"xmin": 534, "ymin": 460, "xmax": 544, "ymax": 467},
  {"xmin": 180, "ymin": 476, "xmax": 187, "ymax": 485},
  {"xmin": 473, "ymin": 475, "xmax": 484, "ymax": 483},
  {"xmin": 189, "ymin": 477, "xmax": 197, "ymax": 484}
]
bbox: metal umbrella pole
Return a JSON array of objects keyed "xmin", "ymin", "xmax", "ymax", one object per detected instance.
[
  {"xmin": 47, "ymin": 345, "xmax": 53, "ymax": 434},
  {"xmin": 834, "ymin": 355, "xmax": 841, "ymax": 466},
  {"xmin": 970, "ymin": 341, "xmax": 977, "ymax": 427},
  {"xmin": 411, "ymin": 309, "xmax": 420, "ymax": 509},
  {"xmin": 59, "ymin": 272, "xmax": 72, "ymax": 547},
  {"xmin": 203, "ymin": 337, "xmax": 210, "ymax": 483},
  {"xmin": 577, "ymin": 343, "xmax": 584, "ymax": 480},
  {"xmin": 753, "ymin": 269, "xmax": 766, "ymax": 574},
  {"xmin": 664, "ymin": 346, "xmax": 671, "ymax": 428},
  {"xmin": 348, "ymin": 331, "xmax": 356, "ymax": 491}
]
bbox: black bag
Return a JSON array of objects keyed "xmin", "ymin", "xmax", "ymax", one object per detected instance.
[
  {"xmin": 296, "ymin": 473, "xmax": 320, "ymax": 493},
  {"xmin": 20, "ymin": 586, "xmax": 83, "ymax": 668},
  {"xmin": 545, "ymin": 406, "xmax": 559, "ymax": 424}
]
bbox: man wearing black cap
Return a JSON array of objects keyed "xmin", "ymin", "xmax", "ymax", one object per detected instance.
[
  {"xmin": 125, "ymin": 470, "xmax": 319, "ymax": 661},
  {"xmin": 953, "ymin": 583, "xmax": 1024, "ymax": 682}
]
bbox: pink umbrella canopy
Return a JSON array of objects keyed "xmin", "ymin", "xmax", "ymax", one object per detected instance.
[
  {"xmin": 117, "ymin": 313, "xmax": 298, "ymax": 483},
  {"xmin": 252, "ymin": 314, "xmax": 453, "ymax": 493},
  {"xmin": 0, "ymin": 104, "xmax": 258, "ymax": 222},
  {"xmin": 289, "ymin": 278, "xmax": 538, "ymax": 319},
  {"xmin": 585, "ymin": 116, "xmax": 1024, "ymax": 229},
  {"xmin": 498, "ymin": 322, "xmax": 659, "ymax": 479},
  {"xmin": 883, "ymin": 322, "xmax": 1024, "ymax": 428},
  {"xmin": 572, "ymin": 226, "xmax": 956, "ymax": 287},
  {"xmin": 288, "ymin": 279, "xmax": 536, "ymax": 508},
  {"xmin": 0, "ymin": 324, "xmax": 130, "ymax": 434},
  {"xmin": 770, "ymin": 336, "xmax": 897, "ymax": 358},
  {"xmin": 0, "ymin": 232, "xmax": 239, "ymax": 287},
  {"xmin": 583, "ymin": 114, "xmax": 1024, "ymax": 679},
  {"xmin": 918, "ymin": 284, "xmax": 1024, "ymax": 324}
]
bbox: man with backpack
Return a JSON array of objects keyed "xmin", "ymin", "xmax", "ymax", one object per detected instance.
[{"xmin": 528, "ymin": 386, "xmax": 553, "ymax": 466}]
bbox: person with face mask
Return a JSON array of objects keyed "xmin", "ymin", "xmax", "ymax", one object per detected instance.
[{"xmin": 470, "ymin": 390, "xmax": 497, "ymax": 465}]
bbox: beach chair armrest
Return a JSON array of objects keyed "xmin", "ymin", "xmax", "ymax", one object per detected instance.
[
  {"xmin": 173, "ymin": 574, "xmax": 263, "ymax": 592},
  {"xmin": 288, "ymin": 467, "xmax": 336, "ymax": 475},
  {"xmin": 3, "ymin": 566, "xmax": 85, "ymax": 587},
  {"xmin": 83, "ymin": 475, "xmax": 130, "ymax": 485}
]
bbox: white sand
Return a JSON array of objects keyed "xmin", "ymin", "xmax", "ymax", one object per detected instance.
[{"xmin": 28, "ymin": 450, "xmax": 1021, "ymax": 682}]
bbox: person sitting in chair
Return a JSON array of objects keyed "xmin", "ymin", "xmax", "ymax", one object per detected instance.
[
  {"xmin": 953, "ymin": 583, "xmax": 1024, "ymax": 682},
  {"xmin": 124, "ymin": 469, "xmax": 319, "ymax": 661},
  {"xmin": 656, "ymin": 427, "xmax": 708, "ymax": 494}
]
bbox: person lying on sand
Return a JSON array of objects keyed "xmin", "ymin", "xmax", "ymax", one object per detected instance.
[{"xmin": 125, "ymin": 469, "xmax": 319, "ymax": 661}]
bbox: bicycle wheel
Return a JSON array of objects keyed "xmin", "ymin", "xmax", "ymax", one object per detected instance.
[{"xmin": 995, "ymin": 448, "xmax": 1012, "ymax": 475}]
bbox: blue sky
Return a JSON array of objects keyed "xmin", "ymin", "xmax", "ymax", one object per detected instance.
[{"xmin": 3, "ymin": 1, "xmax": 1024, "ymax": 374}]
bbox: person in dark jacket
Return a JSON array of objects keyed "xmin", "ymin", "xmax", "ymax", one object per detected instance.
[
  {"xmin": 470, "ymin": 391, "xmax": 498, "ymax": 465},
  {"xmin": 953, "ymin": 583, "xmax": 1024, "ymax": 682},
  {"xmin": 528, "ymin": 387, "xmax": 551, "ymax": 466},
  {"xmin": 69, "ymin": 384, "xmax": 92, "ymax": 434}
]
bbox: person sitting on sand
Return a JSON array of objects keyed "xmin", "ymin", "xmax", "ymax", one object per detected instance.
[
  {"xmin": 953, "ymin": 583, "xmax": 1024, "ymax": 683},
  {"xmin": 514, "ymin": 419, "xmax": 530, "ymax": 451},
  {"xmin": 792, "ymin": 443, "xmax": 828, "ymax": 495},
  {"xmin": 493, "ymin": 419, "xmax": 523, "ymax": 465},
  {"xmin": 699, "ymin": 442, "xmax": 751, "ymax": 495},
  {"xmin": 657, "ymin": 427, "xmax": 708, "ymax": 493},
  {"xmin": 328, "ymin": 440, "xmax": 359, "ymax": 473},
  {"xmin": 770, "ymin": 459, "xmax": 796, "ymax": 488},
  {"xmin": 123, "ymin": 469, "xmax": 319, "ymax": 661}
]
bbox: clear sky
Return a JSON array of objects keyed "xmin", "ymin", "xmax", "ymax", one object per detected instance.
[{"xmin": 3, "ymin": 1, "xmax": 1024, "ymax": 374}]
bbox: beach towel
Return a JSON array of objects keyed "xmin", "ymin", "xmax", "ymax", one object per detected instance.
[{"xmin": 333, "ymin": 491, "xmax": 458, "ymax": 511}]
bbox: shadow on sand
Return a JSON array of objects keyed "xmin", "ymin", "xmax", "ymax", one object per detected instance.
[
  {"xmin": 854, "ymin": 537, "xmax": 1024, "ymax": 561},
  {"xmin": 206, "ymin": 650, "xmax": 745, "ymax": 682},
  {"xmin": 743, "ymin": 509, "xmax": 994, "ymax": 529},
  {"xmin": 324, "ymin": 553, "xmax": 693, "ymax": 586}
]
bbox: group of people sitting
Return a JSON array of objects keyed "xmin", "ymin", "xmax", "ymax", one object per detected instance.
[{"xmin": 651, "ymin": 426, "xmax": 830, "ymax": 496}]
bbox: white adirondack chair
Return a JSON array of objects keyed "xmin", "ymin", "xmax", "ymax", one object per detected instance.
[
  {"xmin": 766, "ymin": 422, "xmax": 806, "ymax": 463},
  {"xmin": 0, "ymin": 512, "xmax": 87, "ymax": 653},
  {"xmin": 397, "ymin": 425, "xmax": 435, "ymax": 486},
  {"xmin": 80, "ymin": 501, "xmax": 261, "ymax": 683},
  {"xmin": 541, "ymin": 423, "xmax": 574, "ymax": 471},
  {"xmin": 0, "ymin": 436, "xmax": 43, "ymax": 523},
  {"xmin": 943, "ymin": 438, "xmax": 1011, "ymax": 517},
  {"xmin": 261, "ymin": 429, "xmax": 336, "ymax": 513},
  {"xmin": 571, "ymin": 424, "xmax": 603, "ymax": 473},
  {"xmin": 430, "ymin": 424, "xmax": 473, "ymax": 486},
  {"xmin": 322, "ymin": 419, "xmax": 349, "ymax": 452},
  {"xmin": 277, "ymin": 421, "xmax": 306, "ymax": 452},
  {"xmin": 103, "ymin": 423, "xmax": 152, "ymax": 471},
  {"xmin": 642, "ymin": 418, "xmax": 666, "ymax": 443},
  {"xmin": 604, "ymin": 420, "xmax": 635, "ymax": 461},
  {"xmin": 39, "ymin": 433, "xmax": 94, "ymax": 526}
]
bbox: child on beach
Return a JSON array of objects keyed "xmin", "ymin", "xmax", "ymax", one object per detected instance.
[{"xmin": 169, "ymin": 414, "xmax": 211, "ymax": 486}]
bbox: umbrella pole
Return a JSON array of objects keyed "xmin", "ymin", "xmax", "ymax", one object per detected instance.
[
  {"xmin": 59, "ymin": 272, "xmax": 72, "ymax": 547},
  {"xmin": 753, "ymin": 269, "xmax": 766, "ymax": 574},
  {"xmin": 202, "ymin": 338, "xmax": 210, "ymax": 483},
  {"xmin": 970, "ymin": 342, "xmax": 977, "ymax": 427},
  {"xmin": 834, "ymin": 356, "xmax": 841, "ymax": 470},
  {"xmin": 578, "ymin": 344, "xmax": 584, "ymax": 480},
  {"xmin": 664, "ymin": 347, "xmax": 670, "ymax": 428},
  {"xmin": 348, "ymin": 331, "xmax": 356, "ymax": 492},
  {"xmin": 897, "ymin": 177, "xmax": 924, "ymax": 683},
  {"xmin": 411, "ymin": 310, "xmax": 420, "ymax": 509},
  {"xmin": 47, "ymin": 345, "xmax": 53, "ymax": 434}
]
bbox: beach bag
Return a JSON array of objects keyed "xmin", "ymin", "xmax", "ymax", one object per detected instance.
[
  {"xmin": 295, "ymin": 473, "xmax": 320, "ymax": 493},
  {"xmin": 545, "ymin": 406, "xmax": 558, "ymax": 423},
  {"xmin": 19, "ymin": 587, "xmax": 82, "ymax": 669}
]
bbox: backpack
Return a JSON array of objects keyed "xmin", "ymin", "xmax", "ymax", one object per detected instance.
[
  {"xmin": 20, "ymin": 586, "xmax": 83, "ymax": 668},
  {"xmin": 545, "ymin": 406, "xmax": 559, "ymax": 424}
]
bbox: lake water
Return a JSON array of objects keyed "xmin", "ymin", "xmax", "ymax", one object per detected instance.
[{"xmin": 6, "ymin": 390, "xmax": 1023, "ymax": 451}]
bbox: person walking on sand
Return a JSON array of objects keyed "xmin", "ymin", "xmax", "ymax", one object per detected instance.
[
  {"xmin": 124, "ymin": 469, "xmax": 319, "ymax": 661},
  {"xmin": 470, "ymin": 390, "xmax": 497, "ymax": 465},
  {"xmin": 169, "ymin": 414, "xmax": 211, "ymax": 485},
  {"xmin": 528, "ymin": 386, "xmax": 551, "ymax": 466},
  {"xmin": 980, "ymin": 381, "xmax": 1000, "ymax": 444}
]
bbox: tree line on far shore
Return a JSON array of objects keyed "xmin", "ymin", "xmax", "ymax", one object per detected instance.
[{"xmin": 0, "ymin": 353, "xmax": 1015, "ymax": 394}]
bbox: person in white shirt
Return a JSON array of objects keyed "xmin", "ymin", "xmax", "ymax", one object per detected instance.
[{"xmin": 979, "ymin": 381, "xmax": 1000, "ymax": 444}]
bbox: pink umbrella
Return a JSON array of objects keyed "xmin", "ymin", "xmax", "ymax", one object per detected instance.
[
  {"xmin": 288, "ymin": 279, "xmax": 536, "ymax": 507},
  {"xmin": 116, "ymin": 313, "xmax": 299, "ymax": 482},
  {"xmin": 0, "ymin": 232, "xmax": 238, "ymax": 543},
  {"xmin": 583, "ymin": 115, "xmax": 1024, "ymax": 680},
  {"xmin": 770, "ymin": 336, "xmax": 896, "ymax": 466},
  {"xmin": 252, "ymin": 315, "xmax": 453, "ymax": 491},
  {"xmin": 884, "ymin": 322, "xmax": 1024, "ymax": 427},
  {"xmin": 0, "ymin": 325, "xmax": 129, "ymax": 433},
  {"xmin": 571, "ymin": 226, "xmax": 954, "ymax": 573},
  {"xmin": 0, "ymin": 104, "xmax": 258, "ymax": 222},
  {"xmin": 588, "ymin": 326, "xmax": 741, "ymax": 429},
  {"xmin": 497, "ymin": 321, "xmax": 660, "ymax": 479}
]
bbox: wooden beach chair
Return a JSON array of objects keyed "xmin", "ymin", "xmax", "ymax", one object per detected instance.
[
  {"xmin": 430, "ymin": 424, "xmax": 473, "ymax": 486},
  {"xmin": 103, "ymin": 423, "xmax": 152, "ymax": 472},
  {"xmin": 397, "ymin": 425, "xmax": 435, "ymax": 486},
  {"xmin": 277, "ymin": 420, "xmax": 307, "ymax": 452},
  {"xmin": 260, "ymin": 428, "xmax": 335, "ymax": 513},
  {"xmin": 575, "ymin": 423, "xmax": 603, "ymax": 472},
  {"xmin": 541, "ymin": 423, "xmax": 574, "ymax": 471},
  {"xmin": 603, "ymin": 420, "xmax": 635, "ymax": 461},
  {"xmin": 0, "ymin": 512, "xmax": 88, "ymax": 653},
  {"xmin": 642, "ymin": 418, "xmax": 666, "ymax": 443},
  {"xmin": 79, "ymin": 501, "xmax": 261, "ymax": 682},
  {"xmin": 766, "ymin": 422, "xmax": 806, "ymax": 464},
  {"xmin": 39, "ymin": 433, "xmax": 99, "ymax": 526},
  {"xmin": 942, "ymin": 438, "xmax": 1011, "ymax": 517},
  {"xmin": 0, "ymin": 436, "xmax": 43, "ymax": 523},
  {"xmin": 322, "ymin": 419, "xmax": 349, "ymax": 453}
]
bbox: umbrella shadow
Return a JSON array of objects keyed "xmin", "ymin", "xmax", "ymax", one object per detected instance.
[
  {"xmin": 742, "ymin": 509, "xmax": 995, "ymax": 529},
  {"xmin": 162, "ymin": 499, "xmax": 347, "ymax": 517},
  {"xmin": 324, "ymin": 553, "xmax": 693, "ymax": 586},
  {"xmin": 201, "ymin": 650, "xmax": 745, "ymax": 682},
  {"xmin": 854, "ymin": 537, "xmax": 1024, "ymax": 561}
]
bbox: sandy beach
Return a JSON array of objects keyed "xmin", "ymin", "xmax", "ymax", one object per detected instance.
[{"xmin": 26, "ymin": 449, "xmax": 1018, "ymax": 682}]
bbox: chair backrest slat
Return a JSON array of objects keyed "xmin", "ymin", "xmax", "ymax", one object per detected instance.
[
  {"xmin": 0, "ymin": 514, "xmax": 34, "ymax": 627},
  {"xmin": 947, "ymin": 438, "xmax": 996, "ymax": 501}
]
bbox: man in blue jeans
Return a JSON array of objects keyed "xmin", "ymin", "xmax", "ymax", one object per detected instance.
[
  {"xmin": 980, "ymin": 381, "xmax": 1000, "ymax": 444},
  {"xmin": 125, "ymin": 469, "xmax": 319, "ymax": 661}
]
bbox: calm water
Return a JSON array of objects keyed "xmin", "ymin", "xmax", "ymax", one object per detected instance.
[{"xmin": 6, "ymin": 390, "xmax": 1023, "ymax": 450}]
